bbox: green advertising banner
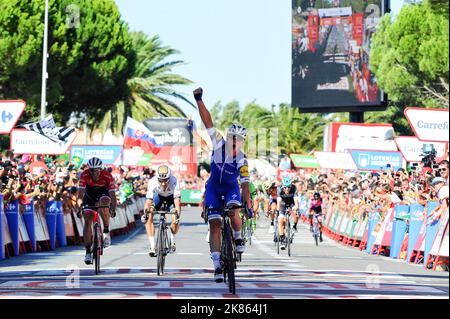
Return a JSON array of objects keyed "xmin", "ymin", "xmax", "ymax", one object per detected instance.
[
  {"xmin": 181, "ymin": 189, "xmax": 203, "ymax": 204},
  {"xmin": 290, "ymin": 154, "xmax": 319, "ymax": 168},
  {"xmin": 136, "ymin": 154, "xmax": 153, "ymax": 166}
]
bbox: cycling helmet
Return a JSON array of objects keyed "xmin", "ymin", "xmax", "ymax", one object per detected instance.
[
  {"xmin": 157, "ymin": 165, "xmax": 171, "ymax": 180},
  {"xmin": 227, "ymin": 123, "xmax": 247, "ymax": 139},
  {"xmin": 281, "ymin": 176, "xmax": 292, "ymax": 188},
  {"xmin": 263, "ymin": 180, "xmax": 276, "ymax": 191},
  {"xmin": 87, "ymin": 157, "xmax": 103, "ymax": 169}
]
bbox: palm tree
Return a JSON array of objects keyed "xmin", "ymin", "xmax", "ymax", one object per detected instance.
[{"xmin": 95, "ymin": 31, "xmax": 194, "ymax": 136}]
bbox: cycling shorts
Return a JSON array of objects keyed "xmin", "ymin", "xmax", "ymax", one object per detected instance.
[
  {"xmin": 83, "ymin": 187, "xmax": 111, "ymax": 212},
  {"xmin": 204, "ymin": 181, "xmax": 241, "ymax": 221}
]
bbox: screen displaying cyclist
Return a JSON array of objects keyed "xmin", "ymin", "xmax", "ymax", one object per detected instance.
[
  {"xmin": 77, "ymin": 157, "xmax": 117, "ymax": 265},
  {"xmin": 194, "ymin": 87, "xmax": 252, "ymax": 283},
  {"xmin": 309, "ymin": 192, "xmax": 324, "ymax": 242},
  {"xmin": 276, "ymin": 176, "xmax": 299, "ymax": 250},
  {"xmin": 263, "ymin": 180, "xmax": 278, "ymax": 234},
  {"xmin": 142, "ymin": 165, "xmax": 181, "ymax": 257}
]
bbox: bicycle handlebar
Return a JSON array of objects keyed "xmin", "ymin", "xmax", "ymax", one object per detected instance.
[{"xmin": 82, "ymin": 205, "xmax": 111, "ymax": 211}]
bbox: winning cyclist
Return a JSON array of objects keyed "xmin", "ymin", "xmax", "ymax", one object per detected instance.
[
  {"xmin": 77, "ymin": 157, "xmax": 117, "ymax": 265},
  {"xmin": 263, "ymin": 180, "xmax": 278, "ymax": 233},
  {"xmin": 276, "ymin": 176, "xmax": 299, "ymax": 250},
  {"xmin": 194, "ymin": 87, "xmax": 253, "ymax": 283},
  {"xmin": 309, "ymin": 192, "xmax": 324, "ymax": 242},
  {"xmin": 141, "ymin": 165, "xmax": 181, "ymax": 257}
]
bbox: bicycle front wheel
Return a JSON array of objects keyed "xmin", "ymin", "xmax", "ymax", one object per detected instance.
[
  {"xmin": 93, "ymin": 223, "xmax": 101, "ymax": 275},
  {"xmin": 224, "ymin": 224, "xmax": 236, "ymax": 295},
  {"xmin": 157, "ymin": 223, "xmax": 165, "ymax": 276},
  {"xmin": 287, "ymin": 219, "xmax": 291, "ymax": 257}
]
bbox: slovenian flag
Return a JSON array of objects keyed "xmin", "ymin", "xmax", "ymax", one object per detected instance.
[{"xmin": 123, "ymin": 117, "xmax": 163, "ymax": 155}]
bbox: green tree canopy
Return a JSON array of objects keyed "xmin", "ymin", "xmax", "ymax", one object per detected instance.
[
  {"xmin": 370, "ymin": 0, "xmax": 449, "ymax": 108},
  {"xmin": 0, "ymin": 0, "xmax": 135, "ymax": 123}
]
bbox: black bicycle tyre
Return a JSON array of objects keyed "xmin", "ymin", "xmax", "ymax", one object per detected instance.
[
  {"xmin": 157, "ymin": 222, "xmax": 164, "ymax": 276},
  {"xmin": 93, "ymin": 224, "xmax": 101, "ymax": 275},
  {"xmin": 287, "ymin": 218, "xmax": 291, "ymax": 257},
  {"xmin": 224, "ymin": 223, "xmax": 236, "ymax": 294}
]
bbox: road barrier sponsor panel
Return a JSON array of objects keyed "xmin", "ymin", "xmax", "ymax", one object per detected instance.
[
  {"xmin": 437, "ymin": 224, "xmax": 449, "ymax": 258},
  {"xmin": 408, "ymin": 204, "xmax": 425, "ymax": 261},
  {"xmin": 55, "ymin": 202, "xmax": 67, "ymax": 247},
  {"xmin": 45, "ymin": 201, "xmax": 58, "ymax": 250},
  {"xmin": 425, "ymin": 210, "xmax": 449, "ymax": 269},
  {"xmin": 390, "ymin": 205, "xmax": 409, "ymax": 259},
  {"xmin": 424, "ymin": 201, "xmax": 440, "ymax": 262},
  {"xmin": 22, "ymin": 200, "xmax": 36, "ymax": 252},
  {"xmin": 372, "ymin": 208, "xmax": 394, "ymax": 255},
  {"xmin": 5, "ymin": 200, "xmax": 20, "ymax": 256},
  {"xmin": 0, "ymin": 195, "xmax": 4, "ymax": 259},
  {"xmin": 366, "ymin": 212, "xmax": 381, "ymax": 254}
]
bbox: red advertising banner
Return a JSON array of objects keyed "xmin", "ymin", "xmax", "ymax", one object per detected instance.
[{"xmin": 150, "ymin": 146, "xmax": 197, "ymax": 176}]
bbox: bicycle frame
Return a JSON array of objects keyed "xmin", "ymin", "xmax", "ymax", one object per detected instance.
[
  {"xmin": 82, "ymin": 205, "xmax": 110, "ymax": 274},
  {"xmin": 153, "ymin": 206, "xmax": 177, "ymax": 276},
  {"xmin": 208, "ymin": 204, "xmax": 246, "ymax": 295}
]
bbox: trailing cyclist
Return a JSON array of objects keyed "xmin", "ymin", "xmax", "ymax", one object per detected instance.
[
  {"xmin": 77, "ymin": 157, "xmax": 117, "ymax": 265},
  {"xmin": 141, "ymin": 165, "xmax": 181, "ymax": 257},
  {"xmin": 309, "ymin": 192, "xmax": 324, "ymax": 242},
  {"xmin": 194, "ymin": 87, "xmax": 253, "ymax": 283},
  {"xmin": 263, "ymin": 180, "xmax": 278, "ymax": 234},
  {"xmin": 276, "ymin": 176, "xmax": 299, "ymax": 250}
]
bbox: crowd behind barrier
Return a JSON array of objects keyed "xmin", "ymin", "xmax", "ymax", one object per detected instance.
[
  {"xmin": 250, "ymin": 156, "xmax": 449, "ymax": 271},
  {"xmin": 1, "ymin": 149, "xmax": 448, "ymax": 272},
  {"xmin": 1, "ymin": 151, "xmax": 209, "ymax": 260}
]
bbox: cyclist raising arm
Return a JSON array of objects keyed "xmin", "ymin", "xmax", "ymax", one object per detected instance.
[
  {"xmin": 77, "ymin": 157, "xmax": 117, "ymax": 265},
  {"xmin": 194, "ymin": 87, "xmax": 252, "ymax": 283}
]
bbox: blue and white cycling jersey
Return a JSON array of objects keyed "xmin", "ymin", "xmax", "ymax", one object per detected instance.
[{"xmin": 204, "ymin": 127, "xmax": 249, "ymax": 220}]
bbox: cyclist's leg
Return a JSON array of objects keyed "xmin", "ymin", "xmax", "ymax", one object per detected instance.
[
  {"xmin": 146, "ymin": 193, "xmax": 161, "ymax": 254},
  {"xmin": 278, "ymin": 202, "xmax": 287, "ymax": 240},
  {"xmin": 170, "ymin": 196, "xmax": 181, "ymax": 235},
  {"xmin": 81, "ymin": 195, "xmax": 96, "ymax": 262},
  {"xmin": 269, "ymin": 200, "xmax": 277, "ymax": 232},
  {"xmin": 98, "ymin": 192, "xmax": 111, "ymax": 237},
  {"xmin": 205, "ymin": 183, "xmax": 223, "ymax": 280}
]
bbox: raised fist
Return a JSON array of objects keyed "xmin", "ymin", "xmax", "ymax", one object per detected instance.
[{"xmin": 193, "ymin": 87, "xmax": 203, "ymax": 101}]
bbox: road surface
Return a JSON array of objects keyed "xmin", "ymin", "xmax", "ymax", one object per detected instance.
[{"xmin": 0, "ymin": 207, "xmax": 448, "ymax": 299}]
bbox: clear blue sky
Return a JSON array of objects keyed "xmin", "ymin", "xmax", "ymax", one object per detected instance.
[
  {"xmin": 115, "ymin": 0, "xmax": 292, "ymax": 126},
  {"xmin": 115, "ymin": 0, "xmax": 412, "ymax": 126}
]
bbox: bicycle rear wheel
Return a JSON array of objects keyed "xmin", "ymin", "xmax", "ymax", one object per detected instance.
[
  {"xmin": 93, "ymin": 223, "xmax": 101, "ymax": 275},
  {"xmin": 157, "ymin": 223, "xmax": 165, "ymax": 276},
  {"xmin": 287, "ymin": 219, "xmax": 291, "ymax": 257},
  {"xmin": 224, "ymin": 224, "xmax": 236, "ymax": 295}
]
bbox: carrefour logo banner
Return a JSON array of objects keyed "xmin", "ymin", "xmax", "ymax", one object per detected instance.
[
  {"xmin": 70, "ymin": 145, "xmax": 122, "ymax": 165},
  {"xmin": 350, "ymin": 150, "xmax": 403, "ymax": 171}
]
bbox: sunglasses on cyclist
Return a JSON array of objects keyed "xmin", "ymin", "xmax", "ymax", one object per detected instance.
[
  {"xmin": 89, "ymin": 168, "xmax": 102, "ymax": 174},
  {"xmin": 158, "ymin": 178, "xmax": 169, "ymax": 183}
]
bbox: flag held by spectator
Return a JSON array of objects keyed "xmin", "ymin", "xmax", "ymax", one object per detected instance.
[
  {"xmin": 18, "ymin": 115, "xmax": 75, "ymax": 146},
  {"xmin": 123, "ymin": 117, "xmax": 163, "ymax": 155}
]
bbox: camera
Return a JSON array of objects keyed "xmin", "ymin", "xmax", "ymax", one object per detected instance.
[{"xmin": 421, "ymin": 144, "xmax": 437, "ymax": 168}]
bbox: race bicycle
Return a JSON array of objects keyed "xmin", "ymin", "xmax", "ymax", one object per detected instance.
[
  {"xmin": 274, "ymin": 207, "xmax": 294, "ymax": 256},
  {"xmin": 208, "ymin": 202, "xmax": 248, "ymax": 295},
  {"xmin": 241, "ymin": 212, "xmax": 253, "ymax": 246},
  {"xmin": 153, "ymin": 204, "xmax": 178, "ymax": 276},
  {"xmin": 312, "ymin": 213, "xmax": 322, "ymax": 246},
  {"xmin": 82, "ymin": 205, "xmax": 111, "ymax": 275}
]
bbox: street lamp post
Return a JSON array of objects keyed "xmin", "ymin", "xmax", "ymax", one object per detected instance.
[{"xmin": 40, "ymin": 0, "xmax": 49, "ymax": 120}]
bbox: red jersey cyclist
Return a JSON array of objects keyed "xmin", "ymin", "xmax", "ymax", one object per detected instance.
[{"xmin": 77, "ymin": 157, "xmax": 117, "ymax": 265}]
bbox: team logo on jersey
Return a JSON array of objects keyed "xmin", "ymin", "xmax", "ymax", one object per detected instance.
[
  {"xmin": 215, "ymin": 131, "xmax": 222, "ymax": 142},
  {"xmin": 239, "ymin": 165, "xmax": 249, "ymax": 177}
]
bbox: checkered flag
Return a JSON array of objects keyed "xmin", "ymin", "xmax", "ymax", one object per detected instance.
[{"xmin": 18, "ymin": 115, "xmax": 75, "ymax": 145}]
